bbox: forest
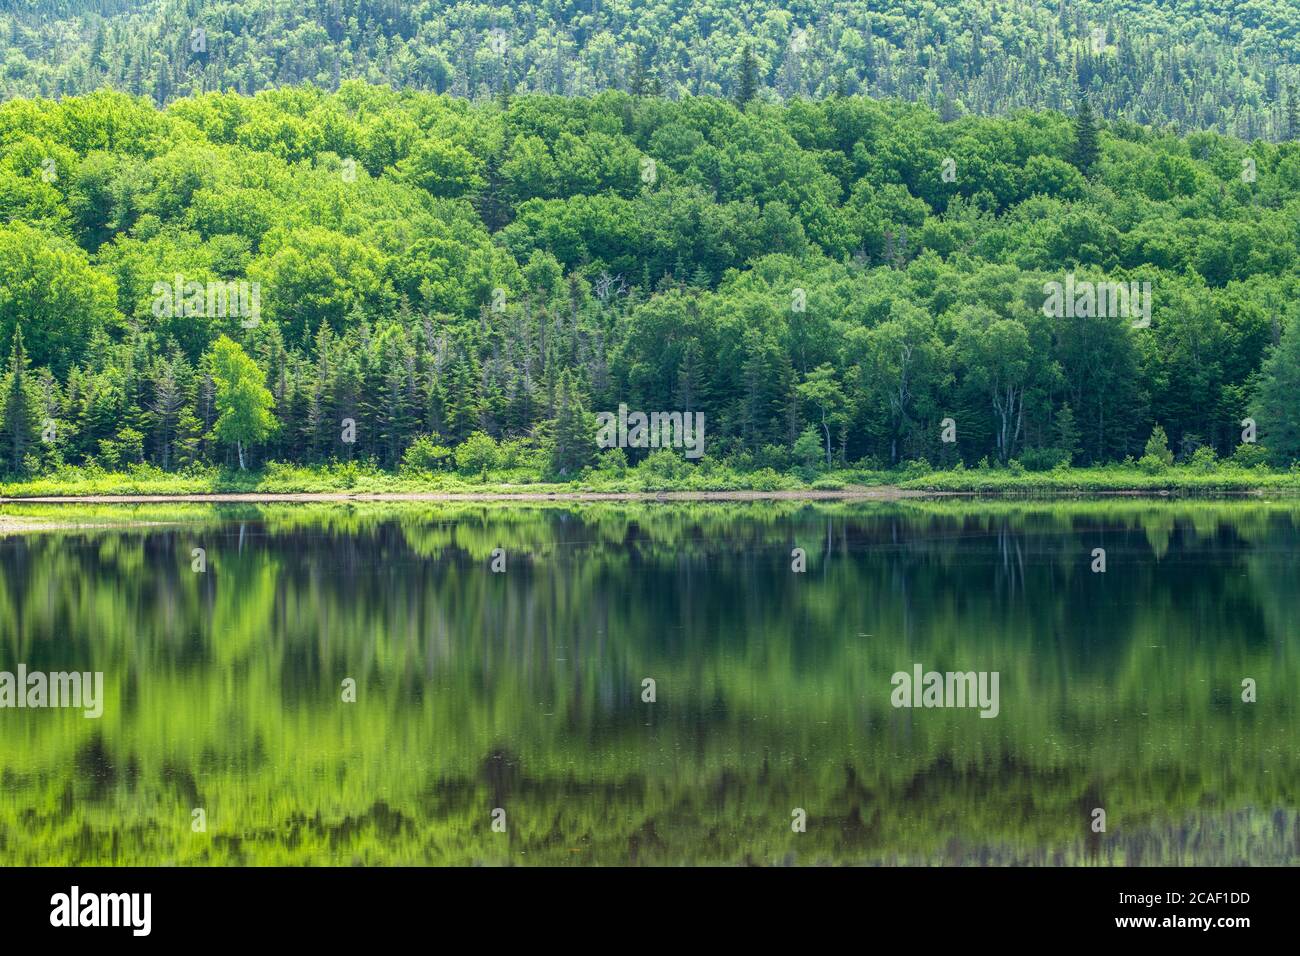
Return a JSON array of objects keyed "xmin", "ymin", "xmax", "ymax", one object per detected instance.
[
  {"xmin": 1, "ymin": 0, "xmax": 1299, "ymax": 141},
  {"xmin": 1, "ymin": 79, "xmax": 1299, "ymax": 487}
]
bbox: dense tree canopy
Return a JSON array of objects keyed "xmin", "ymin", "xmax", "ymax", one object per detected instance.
[
  {"xmin": 1, "ymin": 83, "xmax": 1299, "ymax": 477},
  {"xmin": 2, "ymin": 1, "xmax": 1299, "ymax": 141}
]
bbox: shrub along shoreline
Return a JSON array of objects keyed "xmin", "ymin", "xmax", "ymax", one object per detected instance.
[{"xmin": 4, "ymin": 460, "xmax": 1298, "ymax": 500}]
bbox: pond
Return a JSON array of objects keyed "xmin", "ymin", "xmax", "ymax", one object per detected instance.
[{"xmin": 0, "ymin": 500, "xmax": 1296, "ymax": 865}]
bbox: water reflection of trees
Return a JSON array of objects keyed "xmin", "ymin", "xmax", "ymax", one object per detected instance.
[{"xmin": 0, "ymin": 501, "xmax": 1297, "ymax": 864}]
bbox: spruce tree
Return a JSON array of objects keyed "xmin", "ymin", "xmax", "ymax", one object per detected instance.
[
  {"xmin": 496, "ymin": 72, "xmax": 513, "ymax": 112},
  {"xmin": 1071, "ymin": 94, "xmax": 1101, "ymax": 174},
  {"xmin": 1251, "ymin": 313, "xmax": 1300, "ymax": 465},
  {"xmin": 550, "ymin": 370, "xmax": 593, "ymax": 477},
  {"xmin": 736, "ymin": 44, "xmax": 758, "ymax": 107},
  {"xmin": 1055, "ymin": 402, "xmax": 1081, "ymax": 465},
  {"xmin": 629, "ymin": 50, "xmax": 648, "ymax": 97},
  {"xmin": 2, "ymin": 326, "xmax": 38, "ymax": 476},
  {"xmin": 147, "ymin": 358, "xmax": 183, "ymax": 470},
  {"xmin": 476, "ymin": 147, "xmax": 512, "ymax": 232},
  {"xmin": 675, "ymin": 340, "xmax": 704, "ymax": 412},
  {"xmin": 306, "ymin": 322, "xmax": 335, "ymax": 461}
]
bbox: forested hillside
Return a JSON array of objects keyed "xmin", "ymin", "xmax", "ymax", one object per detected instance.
[
  {"xmin": 2, "ymin": 83, "xmax": 1299, "ymax": 481},
  {"xmin": 2, "ymin": 0, "xmax": 1300, "ymax": 141}
]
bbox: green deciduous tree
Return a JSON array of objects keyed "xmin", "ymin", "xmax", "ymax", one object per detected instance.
[
  {"xmin": 206, "ymin": 335, "xmax": 277, "ymax": 469},
  {"xmin": 796, "ymin": 364, "xmax": 846, "ymax": 469}
]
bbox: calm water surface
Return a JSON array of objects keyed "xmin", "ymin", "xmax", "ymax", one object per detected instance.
[{"xmin": 1, "ymin": 500, "xmax": 1297, "ymax": 865}]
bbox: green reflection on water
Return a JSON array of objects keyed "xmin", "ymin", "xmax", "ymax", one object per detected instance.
[{"xmin": 1, "ymin": 500, "xmax": 1297, "ymax": 865}]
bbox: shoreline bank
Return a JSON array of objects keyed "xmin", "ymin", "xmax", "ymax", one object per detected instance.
[
  {"xmin": 3, "ymin": 486, "xmax": 1293, "ymax": 505},
  {"xmin": 3, "ymin": 487, "xmax": 932, "ymax": 504}
]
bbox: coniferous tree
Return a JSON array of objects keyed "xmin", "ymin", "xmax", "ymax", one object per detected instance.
[
  {"xmin": 1055, "ymin": 402, "xmax": 1082, "ymax": 465},
  {"xmin": 147, "ymin": 357, "xmax": 183, "ymax": 470},
  {"xmin": 1251, "ymin": 314, "xmax": 1300, "ymax": 465},
  {"xmin": 1071, "ymin": 94, "xmax": 1101, "ymax": 174},
  {"xmin": 629, "ymin": 49, "xmax": 648, "ymax": 97},
  {"xmin": 2, "ymin": 327, "xmax": 39, "ymax": 475},
  {"xmin": 736, "ymin": 44, "xmax": 758, "ymax": 107},
  {"xmin": 550, "ymin": 370, "xmax": 593, "ymax": 477},
  {"xmin": 476, "ymin": 147, "xmax": 513, "ymax": 232}
]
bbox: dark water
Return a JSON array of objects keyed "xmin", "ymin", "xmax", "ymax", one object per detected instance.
[{"xmin": 1, "ymin": 500, "xmax": 1297, "ymax": 865}]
